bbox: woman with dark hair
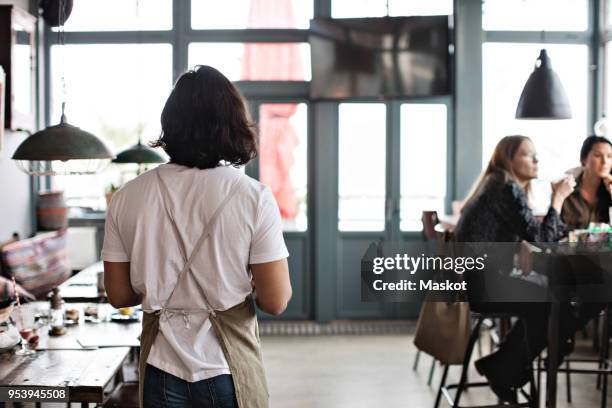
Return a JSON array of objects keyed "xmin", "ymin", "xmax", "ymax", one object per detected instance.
[
  {"xmin": 562, "ymin": 135, "xmax": 612, "ymax": 230},
  {"xmin": 102, "ymin": 65, "xmax": 292, "ymax": 408},
  {"xmin": 455, "ymin": 135, "xmax": 576, "ymax": 403}
]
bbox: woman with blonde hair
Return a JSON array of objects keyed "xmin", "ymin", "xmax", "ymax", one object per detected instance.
[{"xmin": 455, "ymin": 135, "xmax": 576, "ymax": 403}]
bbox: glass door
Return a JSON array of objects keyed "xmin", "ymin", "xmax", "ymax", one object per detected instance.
[{"xmin": 249, "ymin": 100, "xmax": 310, "ymax": 319}]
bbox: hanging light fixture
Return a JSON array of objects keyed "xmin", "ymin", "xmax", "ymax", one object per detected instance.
[
  {"xmin": 515, "ymin": 49, "xmax": 572, "ymax": 120},
  {"xmin": 12, "ymin": 0, "xmax": 113, "ymax": 175},
  {"xmin": 113, "ymin": 139, "xmax": 165, "ymax": 165},
  {"xmin": 111, "ymin": 0, "xmax": 165, "ymax": 176}
]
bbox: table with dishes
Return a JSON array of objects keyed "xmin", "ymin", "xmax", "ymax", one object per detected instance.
[{"xmin": 0, "ymin": 269, "xmax": 142, "ymax": 407}]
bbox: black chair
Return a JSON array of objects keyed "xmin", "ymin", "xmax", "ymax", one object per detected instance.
[
  {"xmin": 536, "ymin": 304, "xmax": 611, "ymax": 408},
  {"xmin": 435, "ymin": 313, "xmax": 539, "ymax": 408}
]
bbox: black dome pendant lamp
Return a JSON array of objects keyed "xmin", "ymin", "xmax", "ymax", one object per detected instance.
[
  {"xmin": 12, "ymin": 0, "xmax": 113, "ymax": 175},
  {"xmin": 515, "ymin": 49, "xmax": 572, "ymax": 120},
  {"xmin": 113, "ymin": 138, "xmax": 165, "ymax": 165}
]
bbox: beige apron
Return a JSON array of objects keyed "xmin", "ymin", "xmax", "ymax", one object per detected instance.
[{"xmin": 138, "ymin": 168, "xmax": 269, "ymax": 408}]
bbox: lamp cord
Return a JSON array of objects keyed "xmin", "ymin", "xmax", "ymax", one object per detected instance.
[{"xmin": 58, "ymin": 0, "xmax": 67, "ymax": 123}]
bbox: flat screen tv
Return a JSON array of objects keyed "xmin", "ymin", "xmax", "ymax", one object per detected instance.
[{"xmin": 309, "ymin": 16, "xmax": 451, "ymax": 100}]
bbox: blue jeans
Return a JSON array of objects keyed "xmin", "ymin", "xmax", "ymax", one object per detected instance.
[{"xmin": 143, "ymin": 364, "xmax": 238, "ymax": 408}]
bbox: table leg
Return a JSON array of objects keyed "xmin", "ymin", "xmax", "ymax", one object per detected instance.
[{"xmin": 547, "ymin": 301, "xmax": 560, "ymax": 408}]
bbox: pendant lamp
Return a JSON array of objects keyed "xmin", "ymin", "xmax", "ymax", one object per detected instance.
[
  {"xmin": 113, "ymin": 138, "xmax": 165, "ymax": 165},
  {"xmin": 12, "ymin": 0, "xmax": 113, "ymax": 175},
  {"xmin": 515, "ymin": 49, "xmax": 572, "ymax": 120}
]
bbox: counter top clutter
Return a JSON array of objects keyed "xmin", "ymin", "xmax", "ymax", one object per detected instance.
[{"xmin": 0, "ymin": 292, "xmax": 142, "ymax": 406}]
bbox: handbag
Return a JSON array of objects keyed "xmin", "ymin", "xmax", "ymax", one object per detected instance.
[{"xmin": 413, "ymin": 299, "xmax": 472, "ymax": 365}]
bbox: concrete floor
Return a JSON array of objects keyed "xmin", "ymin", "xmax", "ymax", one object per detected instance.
[
  {"xmin": 12, "ymin": 334, "xmax": 611, "ymax": 407},
  {"xmin": 262, "ymin": 334, "xmax": 611, "ymax": 408}
]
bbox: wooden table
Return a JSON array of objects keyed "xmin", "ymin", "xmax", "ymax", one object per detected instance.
[
  {"xmin": 59, "ymin": 262, "xmax": 105, "ymax": 303},
  {"xmin": 0, "ymin": 347, "xmax": 131, "ymax": 406},
  {"xmin": 0, "ymin": 302, "xmax": 142, "ymax": 406}
]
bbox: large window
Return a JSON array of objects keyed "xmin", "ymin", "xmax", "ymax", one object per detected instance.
[
  {"xmin": 61, "ymin": 0, "xmax": 172, "ymax": 31},
  {"xmin": 482, "ymin": 0, "xmax": 588, "ymax": 32},
  {"xmin": 400, "ymin": 104, "xmax": 447, "ymax": 231},
  {"xmin": 49, "ymin": 44, "xmax": 172, "ymax": 208},
  {"xmin": 338, "ymin": 103, "xmax": 386, "ymax": 231},
  {"xmin": 47, "ymin": 0, "xmax": 312, "ymax": 211},
  {"xmin": 481, "ymin": 0, "xmax": 591, "ymax": 212},
  {"xmin": 258, "ymin": 103, "xmax": 308, "ymax": 231},
  {"xmin": 188, "ymin": 43, "xmax": 311, "ymax": 81},
  {"xmin": 482, "ymin": 43, "xmax": 588, "ymax": 180},
  {"xmin": 332, "ymin": 0, "xmax": 452, "ymax": 18},
  {"xmin": 191, "ymin": 0, "xmax": 313, "ymax": 29}
]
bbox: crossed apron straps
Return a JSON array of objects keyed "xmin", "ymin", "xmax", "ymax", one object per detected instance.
[
  {"xmin": 153, "ymin": 167, "xmax": 245, "ymax": 320},
  {"xmin": 140, "ymin": 168, "xmax": 269, "ymax": 408}
]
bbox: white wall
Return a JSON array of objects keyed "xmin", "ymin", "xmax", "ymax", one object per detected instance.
[
  {"xmin": 0, "ymin": 131, "xmax": 32, "ymax": 239},
  {"xmin": 0, "ymin": 0, "xmax": 36, "ymax": 239}
]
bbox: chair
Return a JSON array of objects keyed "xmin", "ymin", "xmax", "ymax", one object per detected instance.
[
  {"xmin": 536, "ymin": 304, "xmax": 611, "ymax": 408},
  {"xmin": 414, "ymin": 211, "xmax": 446, "ymax": 386},
  {"xmin": 435, "ymin": 313, "xmax": 539, "ymax": 408}
]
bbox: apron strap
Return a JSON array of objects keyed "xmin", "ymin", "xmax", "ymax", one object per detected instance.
[{"xmin": 155, "ymin": 167, "xmax": 245, "ymax": 313}]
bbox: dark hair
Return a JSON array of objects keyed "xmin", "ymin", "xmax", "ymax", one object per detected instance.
[
  {"xmin": 580, "ymin": 135, "xmax": 612, "ymax": 165},
  {"xmin": 151, "ymin": 65, "xmax": 257, "ymax": 169}
]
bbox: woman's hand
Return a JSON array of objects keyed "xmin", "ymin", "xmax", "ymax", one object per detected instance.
[
  {"xmin": 602, "ymin": 174, "xmax": 612, "ymax": 194},
  {"xmin": 551, "ymin": 175, "xmax": 576, "ymax": 212}
]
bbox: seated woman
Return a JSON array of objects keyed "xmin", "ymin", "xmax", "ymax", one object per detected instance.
[
  {"xmin": 562, "ymin": 135, "xmax": 612, "ymax": 229},
  {"xmin": 455, "ymin": 135, "xmax": 576, "ymax": 403},
  {"xmin": 560, "ymin": 135, "xmax": 612, "ymax": 348}
]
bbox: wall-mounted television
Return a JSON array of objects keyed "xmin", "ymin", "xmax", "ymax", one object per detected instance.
[{"xmin": 309, "ymin": 16, "xmax": 451, "ymax": 100}]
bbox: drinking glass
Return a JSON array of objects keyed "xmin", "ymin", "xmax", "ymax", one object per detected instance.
[{"xmin": 14, "ymin": 307, "xmax": 36, "ymax": 356}]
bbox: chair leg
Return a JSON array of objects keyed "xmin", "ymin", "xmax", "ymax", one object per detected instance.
[
  {"xmin": 601, "ymin": 306, "xmax": 610, "ymax": 408},
  {"xmin": 453, "ymin": 318, "xmax": 484, "ymax": 407},
  {"xmin": 566, "ymin": 360, "xmax": 572, "ymax": 403},
  {"xmin": 414, "ymin": 350, "xmax": 421, "ymax": 371},
  {"xmin": 428, "ymin": 358, "xmax": 437, "ymax": 386},
  {"xmin": 519, "ymin": 319, "xmax": 538, "ymax": 408},
  {"xmin": 536, "ymin": 356, "xmax": 542, "ymax": 404},
  {"xmin": 602, "ymin": 370, "xmax": 608, "ymax": 408},
  {"xmin": 434, "ymin": 365, "xmax": 450, "ymax": 408},
  {"xmin": 528, "ymin": 362, "xmax": 539, "ymax": 408}
]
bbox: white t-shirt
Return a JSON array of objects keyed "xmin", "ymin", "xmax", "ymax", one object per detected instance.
[{"xmin": 101, "ymin": 163, "xmax": 289, "ymax": 382}]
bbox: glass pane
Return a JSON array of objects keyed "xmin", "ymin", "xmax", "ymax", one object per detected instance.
[
  {"xmin": 338, "ymin": 104, "xmax": 386, "ymax": 231},
  {"xmin": 188, "ymin": 43, "xmax": 311, "ymax": 81},
  {"xmin": 50, "ymin": 44, "xmax": 173, "ymax": 209},
  {"xmin": 483, "ymin": 0, "xmax": 588, "ymax": 31},
  {"xmin": 482, "ymin": 43, "xmax": 588, "ymax": 211},
  {"xmin": 332, "ymin": 0, "xmax": 452, "ymax": 18},
  {"xmin": 192, "ymin": 0, "xmax": 313, "ymax": 29},
  {"xmin": 606, "ymin": 42, "xmax": 612, "ymax": 120},
  {"xmin": 258, "ymin": 103, "xmax": 308, "ymax": 231},
  {"xmin": 61, "ymin": 0, "xmax": 172, "ymax": 31},
  {"xmin": 400, "ymin": 104, "xmax": 447, "ymax": 231}
]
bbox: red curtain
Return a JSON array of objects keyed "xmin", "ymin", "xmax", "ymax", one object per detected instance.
[{"xmin": 241, "ymin": 0, "xmax": 304, "ymax": 219}]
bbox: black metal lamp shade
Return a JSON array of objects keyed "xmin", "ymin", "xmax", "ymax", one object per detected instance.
[
  {"xmin": 113, "ymin": 140, "xmax": 166, "ymax": 164},
  {"xmin": 515, "ymin": 49, "xmax": 572, "ymax": 120},
  {"xmin": 12, "ymin": 122, "xmax": 113, "ymax": 161}
]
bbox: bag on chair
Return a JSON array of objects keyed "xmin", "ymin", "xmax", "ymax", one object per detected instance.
[{"xmin": 413, "ymin": 300, "xmax": 472, "ymax": 365}]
